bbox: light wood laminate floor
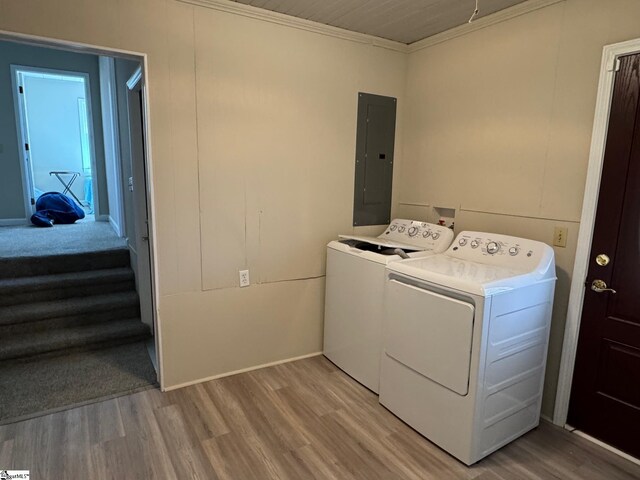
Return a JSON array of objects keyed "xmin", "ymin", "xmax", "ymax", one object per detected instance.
[{"xmin": 0, "ymin": 355, "xmax": 638, "ymax": 479}]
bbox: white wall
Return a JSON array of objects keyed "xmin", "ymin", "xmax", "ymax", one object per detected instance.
[
  {"xmin": 0, "ymin": 0, "xmax": 406, "ymax": 388},
  {"xmin": 23, "ymin": 74, "xmax": 87, "ymax": 200}
]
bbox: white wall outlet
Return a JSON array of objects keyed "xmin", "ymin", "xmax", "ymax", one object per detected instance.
[
  {"xmin": 553, "ymin": 226, "xmax": 568, "ymax": 248},
  {"xmin": 239, "ymin": 269, "xmax": 250, "ymax": 287}
]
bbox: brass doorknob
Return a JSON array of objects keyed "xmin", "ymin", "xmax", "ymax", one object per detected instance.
[{"xmin": 591, "ymin": 279, "xmax": 616, "ymax": 294}]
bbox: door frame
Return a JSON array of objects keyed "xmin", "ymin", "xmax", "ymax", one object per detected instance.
[
  {"xmin": 0, "ymin": 29, "xmax": 165, "ymax": 390},
  {"xmin": 99, "ymin": 55, "xmax": 126, "ymax": 235},
  {"xmin": 10, "ymin": 64, "xmax": 100, "ymax": 219},
  {"xmin": 554, "ymin": 37, "xmax": 640, "ymax": 427},
  {"xmin": 126, "ymin": 65, "xmax": 157, "ymax": 338}
]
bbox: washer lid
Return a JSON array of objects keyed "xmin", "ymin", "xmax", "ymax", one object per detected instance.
[{"xmin": 337, "ymin": 235, "xmax": 425, "ymax": 251}]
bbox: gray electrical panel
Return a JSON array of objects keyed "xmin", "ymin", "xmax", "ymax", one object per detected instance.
[{"xmin": 353, "ymin": 92, "xmax": 397, "ymax": 226}]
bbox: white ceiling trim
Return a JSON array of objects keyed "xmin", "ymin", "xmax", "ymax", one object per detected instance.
[
  {"xmin": 407, "ymin": 0, "xmax": 565, "ymax": 52},
  {"xmin": 178, "ymin": 0, "xmax": 409, "ymax": 53}
]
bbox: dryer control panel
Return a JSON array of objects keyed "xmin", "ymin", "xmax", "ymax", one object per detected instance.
[
  {"xmin": 382, "ymin": 219, "xmax": 454, "ymax": 252},
  {"xmin": 447, "ymin": 231, "xmax": 554, "ymax": 272}
]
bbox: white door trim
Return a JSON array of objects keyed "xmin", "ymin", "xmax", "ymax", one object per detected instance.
[
  {"xmin": 10, "ymin": 64, "xmax": 101, "ymax": 219},
  {"xmin": 10, "ymin": 65, "xmax": 35, "ymax": 222},
  {"xmin": 553, "ymin": 37, "xmax": 640, "ymax": 426},
  {"xmin": 99, "ymin": 56, "xmax": 125, "ymax": 235},
  {"xmin": 127, "ymin": 64, "xmax": 163, "ymax": 380}
]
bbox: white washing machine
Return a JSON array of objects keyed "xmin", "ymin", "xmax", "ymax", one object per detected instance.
[
  {"xmin": 379, "ymin": 231, "xmax": 556, "ymax": 465},
  {"xmin": 323, "ymin": 219, "xmax": 454, "ymax": 393}
]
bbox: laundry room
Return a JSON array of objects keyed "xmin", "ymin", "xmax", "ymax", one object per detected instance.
[{"xmin": 0, "ymin": 0, "xmax": 639, "ymax": 477}]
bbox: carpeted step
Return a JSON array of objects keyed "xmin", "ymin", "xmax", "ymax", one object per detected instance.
[
  {"xmin": 0, "ymin": 248, "xmax": 130, "ymax": 279},
  {"xmin": 0, "ymin": 291, "xmax": 140, "ymax": 327},
  {"xmin": 0, "ymin": 267, "xmax": 135, "ymax": 307},
  {"xmin": 0, "ymin": 303, "xmax": 141, "ymax": 336},
  {"xmin": 0, "ymin": 318, "xmax": 151, "ymax": 361}
]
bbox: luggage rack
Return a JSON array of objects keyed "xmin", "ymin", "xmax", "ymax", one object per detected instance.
[{"xmin": 49, "ymin": 171, "xmax": 87, "ymax": 206}]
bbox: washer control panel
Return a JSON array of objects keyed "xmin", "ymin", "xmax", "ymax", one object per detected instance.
[
  {"xmin": 448, "ymin": 231, "xmax": 549, "ymax": 269},
  {"xmin": 383, "ymin": 219, "xmax": 454, "ymax": 251}
]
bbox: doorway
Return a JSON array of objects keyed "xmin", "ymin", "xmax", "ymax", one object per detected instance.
[
  {"xmin": 12, "ymin": 66, "xmax": 97, "ymax": 215},
  {"xmin": 555, "ymin": 39, "xmax": 640, "ymax": 463},
  {"xmin": 0, "ymin": 33, "xmax": 161, "ymax": 424},
  {"xmin": 567, "ymin": 52, "xmax": 640, "ymax": 459}
]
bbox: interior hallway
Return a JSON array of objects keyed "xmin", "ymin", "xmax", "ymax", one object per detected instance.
[
  {"xmin": 0, "ymin": 217, "xmax": 125, "ymax": 258},
  {"xmin": 0, "ymin": 355, "xmax": 637, "ymax": 480}
]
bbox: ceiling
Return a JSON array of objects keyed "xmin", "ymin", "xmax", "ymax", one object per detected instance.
[{"xmin": 229, "ymin": 0, "xmax": 528, "ymax": 44}]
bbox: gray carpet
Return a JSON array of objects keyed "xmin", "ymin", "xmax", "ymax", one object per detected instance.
[
  {"xmin": 0, "ymin": 249, "xmax": 150, "ymax": 359},
  {"xmin": 0, "ymin": 248, "xmax": 131, "ymax": 279},
  {"xmin": 0, "ymin": 245, "xmax": 154, "ymax": 424},
  {"xmin": 0, "ymin": 342, "xmax": 157, "ymax": 425},
  {"xmin": 0, "ymin": 217, "xmax": 126, "ymax": 258}
]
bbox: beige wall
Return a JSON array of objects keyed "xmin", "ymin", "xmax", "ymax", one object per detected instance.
[
  {"xmin": 0, "ymin": 0, "xmax": 406, "ymax": 388},
  {"xmin": 194, "ymin": 7, "xmax": 406, "ymax": 290},
  {"xmin": 398, "ymin": 0, "xmax": 640, "ymax": 416},
  {"xmin": 4, "ymin": 0, "xmax": 640, "ymax": 416}
]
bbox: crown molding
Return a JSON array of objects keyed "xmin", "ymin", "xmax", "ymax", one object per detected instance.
[
  {"xmin": 178, "ymin": 0, "xmax": 408, "ymax": 53},
  {"xmin": 179, "ymin": 0, "xmax": 564, "ymax": 55},
  {"xmin": 407, "ymin": 0, "xmax": 565, "ymax": 53}
]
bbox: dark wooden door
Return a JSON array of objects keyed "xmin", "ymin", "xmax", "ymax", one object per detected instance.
[{"xmin": 568, "ymin": 53, "xmax": 640, "ymax": 459}]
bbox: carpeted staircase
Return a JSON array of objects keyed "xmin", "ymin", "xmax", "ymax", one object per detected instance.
[{"xmin": 0, "ymin": 248, "xmax": 151, "ymax": 362}]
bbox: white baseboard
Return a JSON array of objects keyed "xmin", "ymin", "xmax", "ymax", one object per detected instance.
[
  {"xmin": 95, "ymin": 214, "xmax": 110, "ymax": 222},
  {"xmin": 108, "ymin": 216, "xmax": 123, "ymax": 237},
  {"xmin": 0, "ymin": 218, "xmax": 28, "ymax": 226},
  {"xmin": 163, "ymin": 351, "xmax": 323, "ymax": 392},
  {"xmin": 540, "ymin": 413, "xmax": 553, "ymax": 423}
]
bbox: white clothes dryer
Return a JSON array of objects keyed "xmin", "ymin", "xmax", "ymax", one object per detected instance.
[
  {"xmin": 323, "ymin": 219, "xmax": 454, "ymax": 393},
  {"xmin": 380, "ymin": 231, "xmax": 556, "ymax": 465}
]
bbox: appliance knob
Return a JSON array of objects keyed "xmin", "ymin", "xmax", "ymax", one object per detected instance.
[
  {"xmin": 398, "ymin": 226, "xmax": 406, "ymax": 233},
  {"xmin": 459, "ymin": 238, "xmax": 468, "ymax": 246},
  {"xmin": 487, "ymin": 241, "xmax": 500, "ymax": 254},
  {"xmin": 432, "ymin": 232, "xmax": 440, "ymax": 240},
  {"xmin": 509, "ymin": 246, "xmax": 520, "ymax": 256},
  {"xmin": 408, "ymin": 227, "xmax": 418, "ymax": 237},
  {"xmin": 389, "ymin": 225, "xmax": 397, "ymax": 231},
  {"xmin": 471, "ymin": 240, "xmax": 479, "ymax": 248},
  {"xmin": 422, "ymin": 231, "xmax": 429, "ymax": 238}
]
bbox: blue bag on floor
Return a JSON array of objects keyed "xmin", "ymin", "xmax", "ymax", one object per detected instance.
[{"xmin": 30, "ymin": 192, "xmax": 85, "ymax": 227}]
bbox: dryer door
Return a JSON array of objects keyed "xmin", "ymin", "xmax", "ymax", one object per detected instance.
[{"xmin": 385, "ymin": 279, "xmax": 475, "ymax": 395}]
